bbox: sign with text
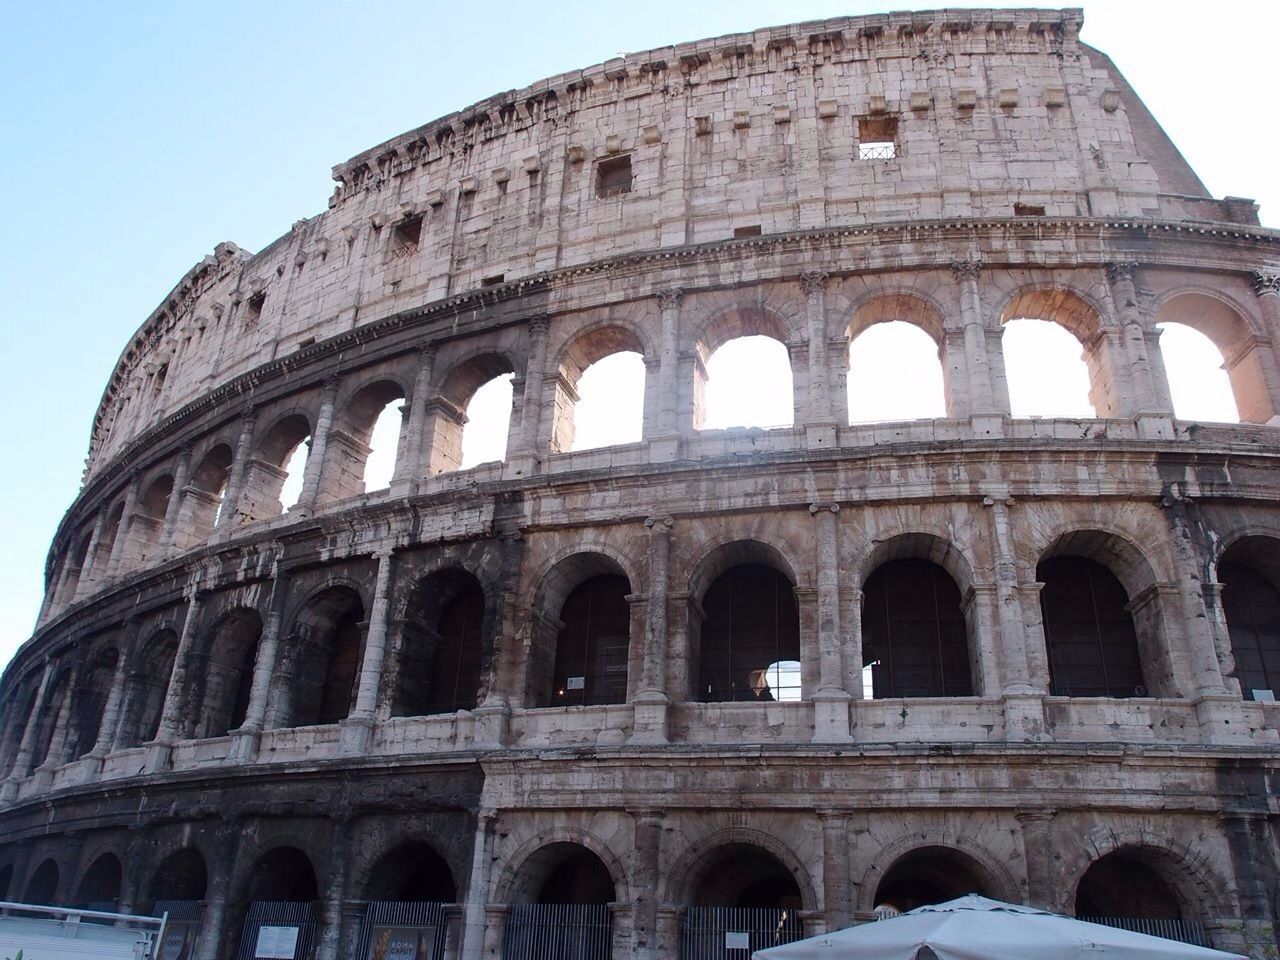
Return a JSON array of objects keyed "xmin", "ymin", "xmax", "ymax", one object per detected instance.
[
  {"xmin": 366, "ymin": 925, "xmax": 438, "ymax": 960},
  {"xmin": 725, "ymin": 930, "xmax": 751, "ymax": 950},
  {"xmin": 159, "ymin": 920, "xmax": 200, "ymax": 960},
  {"xmin": 255, "ymin": 925, "xmax": 300, "ymax": 959}
]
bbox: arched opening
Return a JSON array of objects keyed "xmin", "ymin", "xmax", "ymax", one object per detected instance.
[
  {"xmin": 118, "ymin": 629, "xmax": 178, "ymax": 748},
  {"xmin": 430, "ymin": 353, "xmax": 517, "ymax": 474},
  {"xmin": 321, "ymin": 380, "xmax": 407, "ymax": 501},
  {"xmin": 274, "ymin": 587, "xmax": 365, "ymax": 728},
  {"xmin": 129, "ymin": 475, "xmax": 175, "ymax": 567},
  {"xmin": 874, "ymin": 847, "xmax": 991, "ymax": 912},
  {"xmin": 847, "ymin": 321, "xmax": 947, "ymax": 423},
  {"xmin": 701, "ymin": 337, "xmax": 794, "ymax": 430},
  {"xmin": 1155, "ymin": 323, "xmax": 1240, "ymax": 423},
  {"xmin": 235, "ymin": 847, "xmax": 320, "ymax": 960},
  {"xmin": 182, "ymin": 444, "xmax": 234, "ymax": 544},
  {"xmin": 1155, "ymin": 292, "xmax": 1274, "ymax": 424},
  {"xmin": 1217, "ymin": 537, "xmax": 1280, "ymax": 701},
  {"xmin": 26, "ymin": 671, "xmax": 71, "ymax": 772},
  {"xmin": 75, "ymin": 853, "xmax": 122, "ymax": 911},
  {"xmin": 1002, "ymin": 319, "xmax": 1096, "ymax": 418},
  {"xmin": 862, "ymin": 559, "xmax": 973, "ymax": 698},
  {"xmin": 244, "ymin": 414, "xmax": 311, "ymax": 520},
  {"xmin": 460, "ymin": 374, "xmax": 515, "ymax": 469},
  {"xmin": 698, "ymin": 562, "xmax": 801, "ymax": 703},
  {"xmin": 1074, "ymin": 850, "xmax": 1206, "ymax": 945},
  {"xmin": 0, "ymin": 864, "xmax": 12, "ymax": 900},
  {"xmin": 0, "ymin": 682, "xmax": 38, "ymax": 777},
  {"xmin": 553, "ymin": 325, "xmax": 647, "ymax": 452},
  {"xmin": 57, "ymin": 532, "xmax": 94, "ymax": 607},
  {"xmin": 92, "ymin": 501, "xmax": 126, "ymax": 580},
  {"xmin": 147, "ymin": 848, "xmax": 208, "ymax": 954},
  {"xmin": 190, "ymin": 608, "xmax": 262, "ymax": 738},
  {"xmin": 25, "ymin": 858, "xmax": 60, "ymax": 904},
  {"xmin": 529, "ymin": 554, "xmax": 634, "ymax": 709},
  {"xmin": 358, "ymin": 842, "xmax": 457, "ymax": 960},
  {"xmin": 1039, "ymin": 556, "xmax": 1146, "ymax": 698},
  {"xmin": 549, "ymin": 575, "xmax": 632, "ymax": 707},
  {"xmin": 68, "ymin": 646, "xmax": 119, "ymax": 758},
  {"xmin": 682, "ymin": 844, "xmax": 805, "ymax": 957},
  {"xmin": 395, "ymin": 569, "xmax": 486, "ymax": 717},
  {"xmin": 504, "ymin": 843, "xmax": 615, "ymax": 960}
]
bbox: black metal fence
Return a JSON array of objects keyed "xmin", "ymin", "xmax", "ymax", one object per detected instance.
[
  {"xmin": 1078, "ymin": 916, "xmax": 1210, "ymax": 947},
  {"xmin": 680, "ymin": 906, "xmax": 803, "ymax": 960},
  {"xmin": 234, "ymin": 900, "xmax": 320, "ymax": 960},
  {"xmin": 153, "ymin": 899, "xmax": 204, "ymax": 960},
  {"xmin": 355, "ymin": 900, "xmax": 451, "ymax": 960},
  {"xmin": 502, "ymin": 903, "xmax": 613, "ymax": 960}
]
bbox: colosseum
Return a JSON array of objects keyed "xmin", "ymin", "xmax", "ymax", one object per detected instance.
[{"xmin": 2, "ymin": 6, "xmax": 1278, "ymax": 959}]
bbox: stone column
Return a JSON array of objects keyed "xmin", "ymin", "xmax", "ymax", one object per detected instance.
[
  {"xmin": 314, "ymin": 817, "xmax": 351, "ymax": 960},
  {"xmin": 1, "ymin": 658, "xmax": 54, "ymax": 795},
  {"xmin": 104, "ymin": 471, "xmax": 143, "ymax": 581},
  {"xmin": 630, "ymin": 809, "xmax": 665, "ymax": 960},
  {"xmin": 632, "ymin": 517, "xmax": 672, "ymax": 744},
  {"xmin": 460, "ymin": 810, "xmax": 496, "ymax": 960},
  {"xmin": 341, "ymin": 548, "xmax": 395, "ymax": 754},
  {"xmin": 72, "ymin": 509, "xmax": 112, "ymax": 603},
  {"xmin": 82, "ymin": 619, "xmax": 138, "ymax": 779},
  {"xmin": 1017, "ymin": 810, "xmax": 1059, "ymax": 910},
  {"xmin": 158, "ymin": 441, "xmax": 195, "ymax": 558},
  {"xmin": 1247, "ymin": 267, "xmax": 1280, "ymax": 422},
  {"xmin": 294, "ymin": 374, "xmax": 341, "ymax": 517},
  {"xmin": 811, "ymin": 503, "xmax": 851, "ymax": 742},
  {"xmin": 230, "ymin": 571, "xmax": 290, "ymax": 761},
  {"xmin": 391, "ymin": 344, "xmax": 438, "ymax": 494},
  {"xmin": 819, "ymin": 812, "xmax": 851, "ymax": 930},
  {"xmin": 215, "ymin": 408, "xmax": 259, "ymax": 536},
  {"xmin": 146, "ymin": 583, "xmax": 205, "ymax": 772},
  {"xmin": 951, "ymin": 259, "xmax": 1003, "ymax": 423},
  {"xmin": 33, "ymin": 671, "xmax": 76, "ymax": 781},
  {"xmin": 982, "ymin": 496, "xmax": 1039, "ymax": 694},
  {"xmin": 513, "ymin": 316, "xmax": 551, "ymax": 464},
  {"xmin": 1105, "ymin": 261, "xmax": 1171, "ymax": 430},
  {"xmin": 651, "ymin": 290, "xmax": 683, "ymax": 458},
  {"xmin": 194, "ymin": 817, "xmax": 242, "ymax": 960},
  {"xmin": 801, "ymin": 272, "xmax": 837, "ymax": 437}
]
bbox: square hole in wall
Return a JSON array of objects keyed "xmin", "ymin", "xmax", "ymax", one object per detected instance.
[
  {"xmin": 857, "ymin": 114, "xmax": 899, "ymax": 160},
  {"xmin": 244, "ymin": 293, "xmax": 265, "ymax": 326},
  {"xmin": 596, "ymin": 155, "xmax": 633, "ymax": 198},
  {"xmin": 1014, "ymin": 203, "xmax": 1046, "ymax": 216},
  {"xmin": 389, "ymin": 215, "xmax": 422, "ymax": 261},
  {"xmin": 734, "ymin": 225, "xmax": 762, "ymax": 238},
  {"xmin": 481, "ymin": 274, "xmax": 506, "ymax": 287}
]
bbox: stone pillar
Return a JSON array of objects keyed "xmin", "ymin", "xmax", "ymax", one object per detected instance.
[
  {"xmin": 146, "ymin": 583, "xmax": 205, "ymax": 772},
  {"xmin": 1017, "ymin": 810, "xmax": 1059, "ymax": 910},
  {"xmin": 513, "ymin": 316, "xmax": 551, "ymax": 464},
  {"xmin": 811, "ymin": 503, "xmax": 852, "ymax": 742},
  {"xmin": 1247, "ymin": 267, "xmax": 1280, "ymax": 423},
  {"xmin": 1106, "ymin": 261, "xmax": 1172, "ymax": 432},
  {"xmin": 104, "ymin": 471, "xmax": 143, "ymax": 581},
  {"xmin": 951, "ymin": 259, "xmax": 1003, "ymax": 424},
  {"xmin": 294, "ymin": 374, "xmax": 340, "ymax": 517},
  {"xmin": 632, "ymin": 517, "xmax": 672, "ymax": 744},
  {"xmin": 230, "ymin": 572, "xmax": 290, "ymax": 761},
  {"xmin": 194, "ymin": 817, "xmax": 242, "ymax": 960},
  {"xmin": 158, "ymin": 442, "xmax": 195, "ymax": 558},
  {"xmin": 1, "ymin": 658, "xmax": 54, "ymax": 795},
  {"xmin": 391, "ymin": 344, "xmax": 438, "ymax": 494},
  {"xmin": 33, "ymin": 671, "xmax": 76, "ymax": 780},
  {"xmin": 801, "ymin": 272, "xmax": 837, "ymax": 437},
  {"xmin": 72, "ymin": 509, "xmax": 112, "ymax": 603},
  {"xmin": 314, "ymin": 817, "xmax": 351, "ymax": 960},
  {"xmin": 819, "ymin": 812, "xmax": 851, "ymax": 930},
  {"xmin": 651, "ymin": 289, "xmax": 683, "ymax": 459},
  {"xmin": 460, "ymin": 810, "xmax": 496, "ymax": 960},
  {"xmin": 215, "ymin": 408, "xmax": 259, "ymax": 536},
  {"xmin": 341, "ymin": 548, "xmax": 395, "ymax": 754},
  {"xmin": 630, "ymin": 809, "xmax": 665, "ymax": 960},
  {"xmin": 1160, "ymin": 494, "xmax": 1230, "ymax": 699},
  {"xmin": 81, "ymin": 619, "xmax": 137, "ymax": 778},
  {"xmin": 982, "ymin": 496, "xmax": 1039, "ymax": 695}
]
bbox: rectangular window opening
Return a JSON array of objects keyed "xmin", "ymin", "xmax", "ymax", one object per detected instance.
[
  {"xmin": 734, "ymin": 225, "xmax": 762, "ymax": 239},
  {"xmin": 245, "ymin": 293, "xmax": 265, "ymax": 326},
  {"xmin": 390, "ymin": 215, "xmax": 423, "ymax": 261},
  {"xmin": 481, "ymin": 274, "xmax": 506, "ymax": 287},
  {"xmin": 1014, "ymin": 203, "xmax": 1047, "ymax": 216},
  {"xmin": 857, "ymin": 114, "xmax": 899, "ymax": 160},
  {"xmin": 595, "ymin": 155, "xmax": 633, "ymax": 198}
]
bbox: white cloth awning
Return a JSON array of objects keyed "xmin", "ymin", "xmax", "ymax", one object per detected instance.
[{"xmin": 752, "ymin": 895, "xmax": 1246, "ymax": 960}]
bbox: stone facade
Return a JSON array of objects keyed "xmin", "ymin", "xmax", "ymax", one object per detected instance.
[{"xmin": 2, "ymin": 8, "xmax": 1279, "ymax": 960}]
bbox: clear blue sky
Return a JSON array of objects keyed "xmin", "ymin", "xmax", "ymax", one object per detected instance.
[{"xmin": 1, "ymin": 0, "xmax": 1276, "ymax": 672}]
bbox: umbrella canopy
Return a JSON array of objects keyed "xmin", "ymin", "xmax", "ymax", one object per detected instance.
[{"xmin": 752, "ymin": 895, "xmax": 1246, "ymax": 960}]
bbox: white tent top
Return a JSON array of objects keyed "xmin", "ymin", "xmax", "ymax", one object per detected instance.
[{"xmin": 752, "ymin": 895, "xmax": 1247, "ymax": 960}]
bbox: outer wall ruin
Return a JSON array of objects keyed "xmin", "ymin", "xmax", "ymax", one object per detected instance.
[{"xmin": 2, "ymin": 8, "xmax": 1279, "ymax": 960}]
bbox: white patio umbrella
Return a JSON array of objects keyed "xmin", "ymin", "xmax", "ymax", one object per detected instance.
[{"xmin": 752, "ymin": 895, "xmax": 1246, "ymax": 960}]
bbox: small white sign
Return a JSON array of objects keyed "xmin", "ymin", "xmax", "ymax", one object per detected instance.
[
  {"xmin": 725, "ymin": 930, "xmax": 750, "ymax": 950},
  {"xmin": 1253, "ymin": 689, "xmax": 1276, "ymax": 702},
  {"xmin": 566, "ymin": 676, "xmax": 586, "ymax": 690},
  {"xmin": 255, "ymin": 925, "xmax": 300, "ymax": 959}
]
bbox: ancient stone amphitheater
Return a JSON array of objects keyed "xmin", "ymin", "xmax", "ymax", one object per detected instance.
[{"xmin": 3, "ymin": 7, "xmax": 1279, "ymax": 960}]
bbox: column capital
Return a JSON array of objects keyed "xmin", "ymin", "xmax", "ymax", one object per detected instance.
[
  {"xmin": 1251, "ymin": 266, "xmax": 1280, "ymax": 299},
  {"xmin": 415, "ymin": 341, "xmax": 439, "ymax": 361},
  {"xmin": 372, "ymin": 546, "xmax": 396, "ymax": 562},
  {"xmin": 950, "ymin": 258, "xmax": 983, "ymax": 281},
  {"xmin": 656, "ymin": 288, "xmax": 684, "ymax": 310},
  {"xmin": 527, "ymin": 314, "xmax": 551, "ymax": 335},
  {"xmin": 808, "ymin": 501, "xmax": 840, "ymax": 515},
  {"xmin": 1104, "ymin": 259, "xmax": 1140, "ymax": 284},
  {"xmin": 320, "ymin": 372, "xmax": 342, "ymax": 394},
  {"xmin": 800, "ymin": 270, "xmax": 829, "ymax": 296},
  {"xmin": 644, "ymin": 515, "xmax": 674, "ymax": 530}
]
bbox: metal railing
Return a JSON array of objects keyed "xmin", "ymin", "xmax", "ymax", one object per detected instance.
[
  {"xmin": 355, "ymin": 900, "xmax": 450, "ymax": 960},
  {"xmin": 234, "ymin": 900, "xmax": 319, "ymax": 960},
  {"xmin": 680, "ymin": 906, "xmax": 803, "ymax": 960},
  {"xmin": 1078, "ymin": 916, "xmax": 1210, "ymax": 947},
  {"xmin": 502, "ymin": 902, "xmax": 613, "ymax": 960}
]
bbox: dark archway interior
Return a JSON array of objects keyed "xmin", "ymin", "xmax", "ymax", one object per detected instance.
[
  {"xmin": 148, "ymin": 848, "xmax": 209, "ymax": 903},
  {"xmin": 873, "ymin": 848, "xmax": 988, "ymax": 912},
  {"xmin": 246, "ymin": 847, "xmax": 319, "ymax": 902},
  {"xmin": 1075, "ymin": 852, "xmax": 1182, "ymax": 919},
  {"xmin": 364, "ymin": 842, "xmax": 457, "ymax": 902},
  {"xmin": 692, "ymin": 844, "xmax": 802, "ymax": 909},
  {"xmin": 120, "ymin": 630, "xmax": 178, "ymax": 748},
  {"xmin": 25, "ymin": 858, "xmax": 60, "ymax": 904},
  {"xmin": 284, "ymin": 588, "xmax": 365, "ymax": 728},
  {"xmin": 513, "ymin": 843, "xmax": 615, "ymax": 905},
  {"xmin": 0, "ymin": 864, "xmax": 11, "ymax": 900},
  {"xmin": 70, "ymin": 648, "xmax": 119, "ymax": 758},
  {"xmin": 1039, "ymin": 556, "xmax": 1146, "ymax": 697},
  {"xmin": 397, "ymin": 571, "xmax": 486, "ymax": 716},
  {"xmin": 75, "ymin": 853, "xmax": 122, "ymax": 909},
  {"xmin": 862, "ymin": 559, "xmax": 973, "ymax": 698},
  {"xmin": 1218, "ymin": 560, "xmax": 1280, "ymax": 700},
  {"xmin": 551, "ymin": 574, "xmax": 631, "ymax": 707},
  {"xmin": 699, "ymin": 564, "xmax": 800, "ymax": 702},
  {"xmin": 193, "ymin": 608, "xmax": 262, "ymax": 739}
]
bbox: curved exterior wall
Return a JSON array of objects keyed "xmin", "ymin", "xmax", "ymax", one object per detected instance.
[{"xmin": 3, "ymin": 8, "xmax": 1280, "ymax": 960}]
